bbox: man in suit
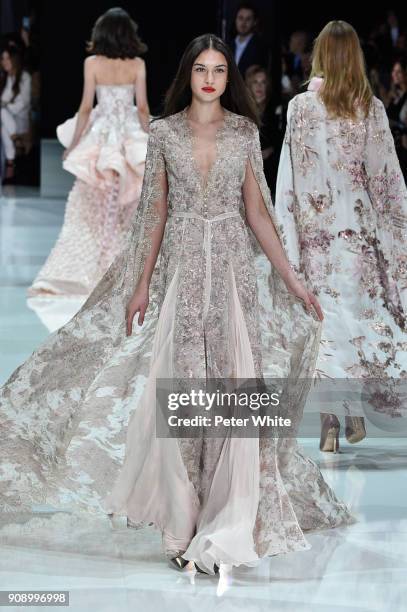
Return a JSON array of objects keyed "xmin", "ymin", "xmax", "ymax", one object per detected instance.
[
  {"xmin": 287, "ymin": 31, "xmax": 308, "ymax": 81},
  {"xmin": 229, "ymin": 2, "xmax": 269, "ymax": 78}
]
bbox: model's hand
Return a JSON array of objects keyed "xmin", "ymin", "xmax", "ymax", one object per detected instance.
[
  {"xmin": 126, "ymin": 281, "xmax": 149, "ymax": 335},
  {"xmin": 284, "ymin": 275, "xmax": 324, "ymax": 322}
]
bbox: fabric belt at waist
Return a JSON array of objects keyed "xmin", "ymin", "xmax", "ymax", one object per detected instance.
[
  {"xmin": 168, "ymin": 210, "xmax": 241, "ymax": 320},
  {"xmin": 169, "ymin": 210, "xmax": 241, "ymax": 223}
]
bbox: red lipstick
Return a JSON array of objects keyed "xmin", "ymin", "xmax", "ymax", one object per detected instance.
[{"xmin": 202, "ymin": 86, "xmax": 216, "ymax": 92}]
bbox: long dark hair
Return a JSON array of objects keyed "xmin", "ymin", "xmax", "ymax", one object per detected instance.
[
  {"xmin": 0, "ymin": 47, "xmax": 23, "ymax": 102},
  {"xmin": 87, "ymin": 7, "xmax": 147, "ymax": 59},
  {"xmin": 160, "ymin": 34, "xmax": 259, "ymax": 125}
]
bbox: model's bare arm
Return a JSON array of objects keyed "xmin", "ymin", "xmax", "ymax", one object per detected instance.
[
  {"xmin": 63, "ymin": 57, "xmax": 96, "ymax": 158},
  {"xmin": 134, "ymin": 58, "xmax": 150, "ymax": 133}
]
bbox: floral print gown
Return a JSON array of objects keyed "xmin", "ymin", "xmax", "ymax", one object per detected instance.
[
  {"xmin": 0, "ymin": 107, "xmax": 354, "ymax": 572},
  {"xmin": 275, "ymin": 86, "xmax": 407, "ymax": 418}
]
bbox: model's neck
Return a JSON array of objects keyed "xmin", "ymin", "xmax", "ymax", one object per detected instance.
[{"xmin": 187, "ymin": 98, "xmax": 224, "ymax": 124}]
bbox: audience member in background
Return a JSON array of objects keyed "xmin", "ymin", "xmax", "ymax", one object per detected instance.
[
  {"xmin": 286, "ymin": 30, "xmax": 309, "ymax": 91},
  {"xmin": 20, "ymin": 9, "xmax": 40, "ymax": 132},
  {"xmin": 0, "ymin": 15, "xmax": 40, "ymax": 185},
  {"xmin": 394, "ymin": 31, "xmax": 406, "ymax": 56},
  {"xmin": 370, "ymin": 10, "xmax": 404, "ymax": 70},
  {"xmin": 245, "ymin": 64, "xmax": 282, "ymax": 192},
  {"xmin": 369, "ymin": 65, "xmax": 386, "ymax": 99},
  {"xmin": 385, "ymin": 59, "xmax": 407, "ymax": 123},
  {"xmin": 387, "ymin": 10, "xmax": 400, "ymax": 48},
  {"xmin": 281, "ymin": 54, "xmax": 293, "ymax": 99},
  {"xmin": 0, "ymin": 32, "xmax": 24, "ymax": 54},
  {"xmin": 20, "ymin": 10, "xmax": 40, "ymax": 76},
  {"xmin": 0, "ymin": 46, "xmax": 31, "ymax": 184},
  {"xmin": 385, "ymin": 59, "xmax": 407, "ymax": 178},
  {"xmin": 299, "ymin": 50, "xmax": 312, "ymax": 82},
  {"xmin": 228, "ymin": 2, "xmax": 269, "ymax": 78}
]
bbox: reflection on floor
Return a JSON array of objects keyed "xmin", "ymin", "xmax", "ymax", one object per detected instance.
[
  {"xmin": 0, "ymin": 187, "xmax": 84, "ymax": 382},
  {"xmin": 1, "ymin": 188, "xmax": 406, "ymax": 612}
]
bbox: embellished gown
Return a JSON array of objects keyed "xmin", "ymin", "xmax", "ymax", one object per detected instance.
[
  {"xmin": 274, "ymin": 81, "xmax": 407, "ymax": 418},
  {"xmin": 28, "ymin": 84, "xmax": 148, "ymax": 297},
  {"xmin": 0, "ymin": 108, "xmax": 354, "ymax": 572}
]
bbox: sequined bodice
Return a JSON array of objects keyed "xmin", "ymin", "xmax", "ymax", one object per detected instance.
[
  {"xmin": 95, "ymin": 84, "xmax": 135, "ymax": 116},
  {"xmin": 158, "ymin": 108, "xmax": 252, "ymax": 218}
]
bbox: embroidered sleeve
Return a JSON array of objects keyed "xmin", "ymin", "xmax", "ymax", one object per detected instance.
[
  {"xmin": 274, "ymin": 100, "xmax": 302, "ymax": 276},
  {"xmin": 364, "ymin": 97, "xmax": 407, "ymax": 311}
]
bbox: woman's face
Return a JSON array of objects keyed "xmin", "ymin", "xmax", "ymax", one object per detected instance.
[
  {"xmin": 392, "ymin": 63, "xmax": 406, "ymax": 87},
  {"xmin": 1, "ymin": 51, "xmax": 13, "ymax": 74},
  {"xmin": 249, "ymin": 71, "xmax": 267, "ymax": 103},
  {"xmin": 190, "ymin": 49, "xmax": 228, "ymax": 104}
]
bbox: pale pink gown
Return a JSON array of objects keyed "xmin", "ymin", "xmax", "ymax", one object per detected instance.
[{"xmin": 29, "ymin": 84, "xmax": 148, "ymax": 297}]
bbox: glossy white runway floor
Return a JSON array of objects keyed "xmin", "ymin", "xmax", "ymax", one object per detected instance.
[{"xmin": 1, "ymin": 187, "xmax": 407, "ymax": 612}]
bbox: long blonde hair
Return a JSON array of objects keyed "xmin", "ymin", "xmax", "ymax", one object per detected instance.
[{"xmin": 310, "ymin": 20, "xmax": 373, "ymax": 119}]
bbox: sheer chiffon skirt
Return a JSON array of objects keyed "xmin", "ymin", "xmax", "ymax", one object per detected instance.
[{"xmin": 102, "ymin": 257, "xmax": 355, "ymax": 573}]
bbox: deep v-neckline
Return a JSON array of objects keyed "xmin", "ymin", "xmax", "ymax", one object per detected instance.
[{"xmin": 183, "ymin": 107, "xmax": 228, "ymax": 190}]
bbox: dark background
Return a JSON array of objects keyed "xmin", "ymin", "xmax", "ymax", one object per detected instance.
[
  {"xmin": 3, "ymin": 0, "xmax": 406, "ymax": 136},
  {"xmin": 40, "ymin": 1, "xmax": 218, "ymax": 136}
]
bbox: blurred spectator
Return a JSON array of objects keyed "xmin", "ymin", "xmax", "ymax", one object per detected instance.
[
  {"xmin": 281, "ymin": 54, "xmax": 294, "ymax": 101},
  {"xmin": 228, "ymin": 2, "xmax": 269, "ymax": 78},
  {"xmin": 286, "ymin": 30, "xmax": 311, "ymax": 91},
  {"xmin": 394, "ymin": 31, "xmax": 406, "ymax": 55},
  {"xmin": 369, "ymin": 66, "xmax": 386, "ymax": 98},
  {"xmin": 384, "ymin": 59, "xmax": 407, "ymax": 179},
  {"xmin": 384, "ymin": 59, "xmax": 407, "ymax": 114},
  {"xmin": 245, "ymin": 64, "xmax": 283, "ymax": 192},
  {"xmin": 0, "ymin": 7, "xmax": 40, "ymax": 186},
  {"xmin": 0, "ymin": 46, "xmax": 32, "ymax": 183},
  {"xmin": 300, "ymin": 51, "xmax": 312, "ymax": 79},
  {"xmin": 367, "ymin": 10, "xmax": 405, "ymax": 71},
  {"xmin": 20, "ymin": 12, "xmax": 40, "ymax": 146},
  {"xmin": 387, "ymin": 10, "xmax": 400, "ymax": 46}
]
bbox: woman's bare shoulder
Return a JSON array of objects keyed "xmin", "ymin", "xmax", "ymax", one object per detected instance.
[
  {"xmin": 133, "ymin": 57, "xmax": 146, "ymax": 73},
  {"xmin": 84, "ymin": 55, "xmax": 98, "ymax": 66},
  {"xmin": 83, "ymin": 55, "xmax": 99, "ymax": 75}
]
